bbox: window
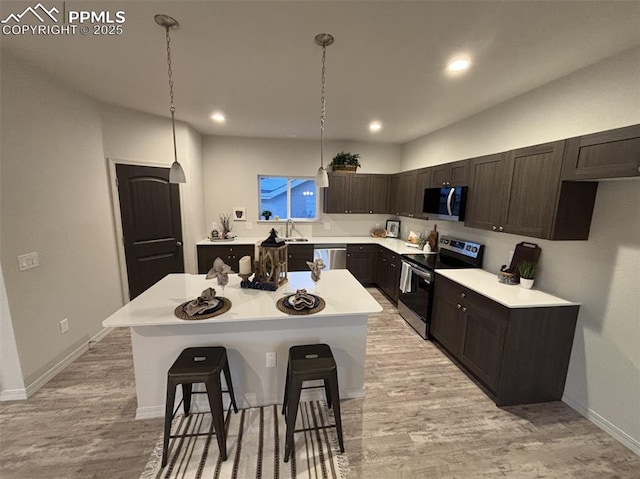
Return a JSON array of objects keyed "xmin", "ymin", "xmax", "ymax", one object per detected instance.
[{"xmin": 258, "ymin": 176, "xmax": 317, "ymax": 221}]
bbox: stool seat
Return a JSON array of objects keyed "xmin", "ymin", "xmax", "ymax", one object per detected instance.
[
  {"xmin": 162, "ymin": 347, "xmax": 238, "ymax": 468},
  {"xmin": 282, "ymin": 343, "xmax": 344, "ymax": 462}
]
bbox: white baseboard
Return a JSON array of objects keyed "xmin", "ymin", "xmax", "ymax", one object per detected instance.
[
  {"xmin": 0, "ymin": 388, "xmax": 28, "ymax": 401},
  {"xmin": 563, "ymin": 393, "xmax": 640, "ymax": 456},
  {"xmin": 0, "ymin": 328, "xmax": 112, "ymax": 402}
]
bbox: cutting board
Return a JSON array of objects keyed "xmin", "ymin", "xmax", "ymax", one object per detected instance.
[
  {"xmin": 427, "ymin": 224, "xmax": 439, "ymax": 252},
  {"xmin": 509, "ymin": 242, "xmax": 541, "ymax": 272}
]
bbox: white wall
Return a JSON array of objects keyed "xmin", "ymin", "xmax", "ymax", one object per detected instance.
[
  {"xmin": 399, "ymin": 46, "xmax": 640, "ymax": 453},
  {"xmin": 202, "ymin": 136, "xmax": 401, "ymax": 238},
  {"xmin": 0, "ymin": 53, "xmax": 206, "ymax": 394},
  {"xmin": 99, "ymin": 104, "xmax": 205, "ymax": 274},
  {"xmin": 0, "ymin": 53, "xmax": 123, "ymax": 385}
]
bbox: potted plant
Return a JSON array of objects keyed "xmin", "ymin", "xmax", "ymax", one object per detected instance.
[
  {"xmin": 261, "ymin": 210, "xmax": 272, "ymax": 220},
  {"xmin": 518, "ymin": 261, "xmax": 536, "ymax": 289},
  {"xmin": 330, "ymin": 151, "xmax": 361, "ymax": 172}
]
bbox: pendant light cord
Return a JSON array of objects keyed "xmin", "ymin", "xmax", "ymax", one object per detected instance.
[
  {"xmin": 320, "ymin": 42, "xmax": 327, "ymax": 168},
  {"xmin": 165, "ymin": 26, "xmax": 178, "ymax": 164}
]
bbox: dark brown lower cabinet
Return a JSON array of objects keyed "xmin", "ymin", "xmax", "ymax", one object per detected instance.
[
  {"xmin": 346, "ymin": 244, "xmax": 376, "ymax": 283},
  {"xmin": 197, "ymin": 244, "xmax": 255, "ymax": 274},
  {"xmin": 375, "ymin": 247, "xmax": 400, "ymax": 303},
  {"xmin": 286, "ymin": 244, "xmax": 314, "ymax": 272},
  {"xmin": 431, "ymin": 274, "xmax": 579, "ymax": 406}
]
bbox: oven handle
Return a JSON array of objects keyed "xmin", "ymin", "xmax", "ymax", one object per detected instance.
[{"xmin": 402, "ymin": 261, "xmax": 432, "ymax": 283}]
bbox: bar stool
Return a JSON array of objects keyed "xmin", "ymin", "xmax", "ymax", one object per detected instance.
[
  {"xmin": 162, "ymin": 347, "xmax": 238, "ymax": 467},
  {"xmin": 281, "ymin": 343, "xmax": 344, "ymax": 462}
]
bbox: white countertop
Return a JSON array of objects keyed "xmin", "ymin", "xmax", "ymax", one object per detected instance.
[
  {"xmin": 102, "ymin": 270, "xmax": 382, "ymax": 328},
  {"xmin": 436, "ymin": 269, "xmax": 580, "ymax": 309},
  {"xmin": 197, "ymin": 236, "xmax": 422, "ymax": 255}
]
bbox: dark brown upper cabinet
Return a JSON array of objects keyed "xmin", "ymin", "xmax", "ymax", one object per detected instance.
[
  {"xmin": 465, "ymin": 141, "xmax": 598, "ymax": 240},
  {"xmin": 388, "ymin": 170, "xmax": 417, "ymax": 217},
  {"xmin": 562, "ymin": 124, "xmax": 640, "ymax": 180},
  {"xmin": 413, "ymin": 167, "xmax": 432, "ymax": 219},
  {"xmin": 430, "ymin": 160, "xmax": 469, "ymax": 187},
  {"xmin": 323, "ymin": 172, "xmax": 389, "ymax": 214}
]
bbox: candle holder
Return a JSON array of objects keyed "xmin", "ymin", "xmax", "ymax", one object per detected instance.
[{"xmin": 238, "ymin": 272, "xmax": 252, "ymax": 281}]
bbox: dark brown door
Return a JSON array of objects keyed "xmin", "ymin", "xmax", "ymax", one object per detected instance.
[{"xmin": 116, "ymin": 164, "xmax": 184, "ymax": 299}]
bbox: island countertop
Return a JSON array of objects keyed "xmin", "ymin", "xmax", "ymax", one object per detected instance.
[{"xmin": 102, "ymin": 269, "xmax": 382, "ymax": 328}]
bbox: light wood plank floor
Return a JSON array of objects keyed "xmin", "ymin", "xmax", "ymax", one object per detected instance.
[{"xmin": 1, "ymin": 288, "xmax": 638, "ymax": 478}]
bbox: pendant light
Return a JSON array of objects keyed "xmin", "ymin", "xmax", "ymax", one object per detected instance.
[
  {"xmin": 155, "ymin": 14, "xmax": 186, "ymax": 184},
  {"xmin": 315, "ymin": 33, "xmax": 334, "ymax": 188}
]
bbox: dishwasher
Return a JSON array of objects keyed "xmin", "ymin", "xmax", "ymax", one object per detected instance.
[{"xmin": 313, "ymin": 244, "xmax": 347, "ymax": 270}]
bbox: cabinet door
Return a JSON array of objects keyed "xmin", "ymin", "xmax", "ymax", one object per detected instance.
[
  {"xmin": 431, "ymin": 289, "xmax": 465, "ymax": 358},
  {"xmin": 369, "ymin": 175, "xmax": 390, "ymax": 213},
  {"xmin": 562, "ymin": 124, "xmax": 640, "ymax": 180},
  {"xmin": 465, "ymin": 153, "xmax": 508, "ymax": 231},
  {"xmin": 388, "ymin": 174, "xmax": 401, "ymax": 215},
  {"xmin": 346, "ymin": 245, "xmax": 376, "ymax": 283},
  {"xmin": 287, "ymin": 244, "xmax": 314, "ymax": 271},
  {"xmin": 450, "ymin": 160, "xmax": 469, "ymax": 186},
  {"xmin": 502, "ymin": 141, "xmax": 565, "ymax": 238},
  {"xmin": 413, "ymin": 168, "xmax": 431, "ymax": 219},
  {"xmin": 197, "ymin": 245, "xmax": 254, "ymax": 273},
  {"xmin": 460, "ymin": 305, "xmax": 508, "ymax": 393},
  {"xmin": 323, "ymin": 173, "xmax": 349, "ymax": 213},
  {"xmin": 430, "ymin": 160, "xmax": 469, "ymax": 187},
  {"xmin": 399, "ymin": 171, "xmax": 418, "ymax": 217},
  {"xmin": 349, "ymin": 175, "xmax": 371, "ymax": 213}
]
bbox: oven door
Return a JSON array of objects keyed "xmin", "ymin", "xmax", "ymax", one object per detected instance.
[{"xmin": 397, "ymin": 261, "xmax": 433, "ymax": 339}]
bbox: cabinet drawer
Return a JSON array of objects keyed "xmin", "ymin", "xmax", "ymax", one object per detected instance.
[
  {"xmin": 347, "ymin": 244, "xmax": 377, "ymax": 254},
  {"xmin": 197, "ymin": 244, "xmax": 254, "ymax": 273}
]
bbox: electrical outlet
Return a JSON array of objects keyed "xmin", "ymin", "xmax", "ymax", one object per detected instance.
[
  {"xmin": 375, "ymin": 223, "xmax": 381, "ymax": 229},
  {"xmin": 60, "ymin": 318, "xmax": 69, "ymax": 334},
  {"xmin": 266, "ymin": 352, "xmax": 276, "ymax": 368},
  {"xmin": 17, "ymin": 252, "xmax": 39, "ymax": 271},
  {"xmin": 245, "ymin": 222, "xmax": 253, "ymax": 230},
  {"xmin": 324, "ymin": 222, "xmax": 331, "ymax": 230}
]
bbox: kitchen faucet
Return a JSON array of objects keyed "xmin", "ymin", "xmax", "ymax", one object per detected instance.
[{"xmin": 286, "ymin": 218, "xmax": 294, "ymax": 238}]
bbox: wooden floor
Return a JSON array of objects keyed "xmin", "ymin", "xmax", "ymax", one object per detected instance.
[{"xmin": 1, "ymin": 287, "xmax": 638, "ymax": 478}]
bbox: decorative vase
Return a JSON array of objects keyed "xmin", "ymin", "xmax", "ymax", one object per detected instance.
[{"xmin": 520, "ymin": 278, "xmax": 534, "ymax": 289}]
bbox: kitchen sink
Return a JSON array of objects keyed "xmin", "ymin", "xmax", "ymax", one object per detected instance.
[{"xmin": 285, "ymin": 238, "xmax": 309, "ymax": 242}]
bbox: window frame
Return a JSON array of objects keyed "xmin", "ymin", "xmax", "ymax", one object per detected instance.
[{"xmin": 257, "ymin": 175, "xmax": 318, "ymax": 222}]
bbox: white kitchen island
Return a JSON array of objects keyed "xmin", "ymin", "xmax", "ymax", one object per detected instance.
[{"xmin": 102, "ymin": 270, "xmax": 382, "ymax": 419}]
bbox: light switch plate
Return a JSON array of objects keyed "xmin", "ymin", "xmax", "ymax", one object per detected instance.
[
  {"xmin": 245, "ymin": 222, "xmax": 253, "ymax": 230},
  {"xmin": 18, "ymin": 252, "xmax": 39, "ymax": 271},
  {"xmin": 324, "ymin": 222, "xmax": 331, "ymax": 230}
]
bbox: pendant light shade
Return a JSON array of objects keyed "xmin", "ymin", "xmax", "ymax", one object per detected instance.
[
  {"xmin": 316, "ymin": 166, "xmax": 329, "ymax": 188},
  {"xmin": 315, "ymin": 33, "xmax": 334, "ymax": 188},
  {"xmin": 155, "ymin": 14, "xmax": 186, "ymax": 184}
]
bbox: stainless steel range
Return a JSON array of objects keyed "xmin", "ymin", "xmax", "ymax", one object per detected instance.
[{"xmin": 397, "ymin": 236, "xmax": 484, "ymax": 339}]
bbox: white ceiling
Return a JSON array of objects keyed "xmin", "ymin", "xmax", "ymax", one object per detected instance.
[{"xmin": 2, "ymin": 1, "xmax": 639, "ymax": 144}]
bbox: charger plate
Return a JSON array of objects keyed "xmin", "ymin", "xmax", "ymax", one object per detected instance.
[
  {"xmin": 174, "ymin": 297, "xmax": 232, "ymax": 320},
  {"xmin": 276, "ymin": 294, "xmax": 325, "ymax": 315}
]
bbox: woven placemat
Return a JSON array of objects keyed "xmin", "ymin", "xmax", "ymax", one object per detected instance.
[
  {"xmin": 174, "ymin": 297, "xmax": 232, "ymax": 320},
  {"xmin": 276, "ymin": 294, "xmax": 325, "ymax": 315}
]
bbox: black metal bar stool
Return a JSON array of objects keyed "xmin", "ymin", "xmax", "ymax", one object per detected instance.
[
  {"xmin": 281, "ymin": 343, "xmax": 344, "ymax": 462},
  {"xmin": 162, "ymin": 346, "xmax": 238, "ymax": 467}
]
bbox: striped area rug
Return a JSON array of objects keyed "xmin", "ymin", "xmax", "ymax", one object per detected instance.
[{"xmin": 140, "ymin": 401, "xmax": 349, "ymax": 479}]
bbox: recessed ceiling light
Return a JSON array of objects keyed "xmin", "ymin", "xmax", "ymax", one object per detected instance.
[
  {"xmin": 369, "ymin": 121, "xmax": 382, "ymax": 133},
  {"xmin": 210, "ymin": 112, "xmax": 226, "ymax": 123},
  {"xmin": 446, "ymin": 56, "xmax": 471, "ymax": 73}
]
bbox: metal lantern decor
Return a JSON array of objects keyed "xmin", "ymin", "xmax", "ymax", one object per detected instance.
[{"xmin": 256, "ymin": 229, "xmax": 288, "ymax": 288}]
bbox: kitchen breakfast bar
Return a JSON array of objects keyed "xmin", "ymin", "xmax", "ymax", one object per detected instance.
[{"xmin": 102, "ymin": 270, "xmax": 382, "ymax": 419}]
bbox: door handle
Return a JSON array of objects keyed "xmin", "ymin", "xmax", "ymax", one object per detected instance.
[{"xmin": 176, "ymin": 241, "xmax": 183, "ymax": 247}]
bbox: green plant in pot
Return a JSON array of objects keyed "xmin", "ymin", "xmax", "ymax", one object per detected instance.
[
  {"xmin": 518, "ymin": 261, "xmax": 536, "ymax": 289},
  {"xmin": 261, "ymin": 210, "xmax": 272, "ymax": 220},
  {"xmin": 330, "ymin": 151, "xmax": 361, "ymax": 172}
]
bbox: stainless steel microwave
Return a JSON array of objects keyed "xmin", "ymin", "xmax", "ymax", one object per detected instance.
[{"xmin": 422, "ymin": 186, "xmax": 467, "ymax": 221}]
